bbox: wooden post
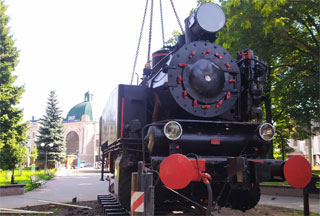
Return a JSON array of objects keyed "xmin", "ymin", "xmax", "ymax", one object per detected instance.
[
  {"xmin": 131, "ymin": 162, "xmax": 154, "ymax": 216},
  {"xmin": 44, "ymin": 149, "xmax": 48, "ymax": 174}
]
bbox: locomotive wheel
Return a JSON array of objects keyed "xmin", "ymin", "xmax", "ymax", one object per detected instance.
[
  {"xmin": 228, "ymin": 184, "xmax": 261, "ymax": 211},
  {"xmin": 119, "ymin": 173, "xmax": 131, "ymax": 210}
]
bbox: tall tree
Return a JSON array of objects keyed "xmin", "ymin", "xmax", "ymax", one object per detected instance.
[
  {"xmin": 36, "ymin": 90, "xmax": 66, "ymax": 165},
  {"xmin": 215, "ymin": 0, "xmax": 319, "ymax": 158},
  {"xmin": 0, "ymin": 0, "xmax": 27, "ymax": 184}
]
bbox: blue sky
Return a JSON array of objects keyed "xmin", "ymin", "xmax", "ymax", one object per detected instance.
[{"xmin": 5, "ymin": 0, "xmax": 211, "ymax": 121}]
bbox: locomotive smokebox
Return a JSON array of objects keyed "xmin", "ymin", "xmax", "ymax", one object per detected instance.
[
  {"xmin": 162, "ymin": 41, "xmax": 240, "ymax": 119},
  {"xmin": 189, "ymin": 59, "xmax": 225, "ymax": 98}
]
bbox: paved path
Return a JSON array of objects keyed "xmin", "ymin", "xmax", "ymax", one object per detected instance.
[
  {"xmin": 1, "ymin": 169, "xmax": 319, "ymax": 214},
  {"xmin": 0, "ymin": 168, "xmax": 108, "ymax": 209},
  {"xmin": 259, "ymin": 194, "xmax": 320, "ymax": 214}
]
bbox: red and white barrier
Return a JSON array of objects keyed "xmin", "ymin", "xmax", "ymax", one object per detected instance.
[{"xmin": 131, "ymin": 191, "xmax": 144, "ymax": 212}]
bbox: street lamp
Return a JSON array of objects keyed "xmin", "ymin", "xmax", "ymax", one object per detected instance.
[{"xmin": 41, "ymin": 143, "xmax": 54, "ymax": 174}]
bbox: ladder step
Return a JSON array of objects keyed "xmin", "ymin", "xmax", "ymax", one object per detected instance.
[
  {"xmin": 99, "ymin": 198, "xmax": 117, "ymax": 204},
  {"xmin": 103, "ymin": 204, "xmax": 122, "ymax": 209},
  {"xmin": 101, "ymin": 201, "xmax": 119, "ymax": 205},
  {"xmin": 98, "ymin": 194, "xmax": 113, "ymax": 199},
  {"xmin": 105, "ymin": 208, "xmax": 126, "ymax": 213},
  {"xmin": 103, "ymin": 204, "xmax": 122, "ymax": 212},
  {"xmin": 106, "ymin": 212, "xmax": 128, "ymax": 216},
  {"xmin": 101, "ymin": 198, "xmax": 117, "ymax": 201}
]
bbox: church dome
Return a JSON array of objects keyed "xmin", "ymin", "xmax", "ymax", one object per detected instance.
[{"xmin": 65, "ymin": 92, "xmax": 93, "ymax": 121}]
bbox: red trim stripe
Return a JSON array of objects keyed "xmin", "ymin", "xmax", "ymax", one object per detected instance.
[
  {"xmin": 250, "ymin": 160, "xmax": 264, "ymax": 163},
  {"xmin": 120, "ymin": 97, "xmax": 124, "ymax": 138},
  {"xmin": 152, "ymin": 53, "xmax": 168, "ymax": 58},
  {"xmin": 131, "ymin": 193, "xmax": 144, "ymax": 211}
]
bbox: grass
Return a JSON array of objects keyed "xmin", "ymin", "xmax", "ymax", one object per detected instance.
[
  {"xmin": 290, "ymin": 209, "xmax": 320, "ymax": 216},
  {"xmin": 261, "ymin": 170, "xmax": 320, "ymax": 187},
  {"xmin": 260, "ymin": 181, "xmax": 320, "ymax": 188},
  {"xmin": 260, "ymin": 181, "xmax": 290, "ymax": 186},
  {"xmin": 0, "ymin": 167, "xmax": 56, "ymax": 192}
]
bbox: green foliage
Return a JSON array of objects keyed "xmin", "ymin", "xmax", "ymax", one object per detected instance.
[
  {"xmin": 164, "ymin": 30, "xmax": 181, "ymax": 47},
  {"xmin": 217, "ymin": 0, "xmax": 319, "ymax": 155},
  {"xmin": 0, "ymin": 0, "xmax": 27, "ymax": 171},
  {"xmin": 196, "ymin": 0, "xmax": 215, "ymax": 7},
  {"xmin": 0, "ymin": 168, "xmax": 56, "ymax": 192},
  {"xmin": 36, "ymin": 90, "xmax": 66, "ymax": 163}
]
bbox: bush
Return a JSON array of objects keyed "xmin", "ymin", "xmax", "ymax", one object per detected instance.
[{"xmin": 0, "ymin": 168, "xmax": 56, "ymax": 192}]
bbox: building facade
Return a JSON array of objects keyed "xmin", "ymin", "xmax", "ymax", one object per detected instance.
[
  {"xmin": 26, "ymin": 117, "xmax": 40, "ymax": 166},
  {"xmin": 288, "ymin": 134, "xmax": 320, "ymax": 168},
  {"xmin": 26, "ymin": 92, "xmax": 100, "ymax": 167}
]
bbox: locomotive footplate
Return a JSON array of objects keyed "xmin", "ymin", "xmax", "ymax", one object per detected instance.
[
  {"xmin": 151, "ymin": 155, "xmax": 285, "ymax": 188},
  {"xmin": 150, "ymin": 155, "xmax": 311, "ymax": 211}
]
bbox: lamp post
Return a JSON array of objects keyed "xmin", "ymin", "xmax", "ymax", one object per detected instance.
[{"xmin": 41, "ymin": 143, "xmax": 53, "ymax": 174}]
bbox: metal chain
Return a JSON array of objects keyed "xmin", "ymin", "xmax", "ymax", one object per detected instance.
[
  {"xmin": 169, "ymin": 0, "xmax": 185, "ymax": 35},
  {"xmin": 147, "ymin": 0, "xmax": 154, "ymax": 62},
  {"xmin": 130, "ymin": 0, "xmax": 149, "ymax": 85},
  {"xmin": 159, "ymin": 0, "xmax": 165, "ymax": 47}
]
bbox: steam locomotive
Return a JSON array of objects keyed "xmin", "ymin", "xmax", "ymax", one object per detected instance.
[{"xmin": 100, "ymin": 3, "xmax": 312, "ymax": 215}]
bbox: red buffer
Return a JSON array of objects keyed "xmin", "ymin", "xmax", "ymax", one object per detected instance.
[
  {"xmin": 284, "ymin": 156, "xmax": 312, "ymax": 189},
  {"xmin": 159, "ymin": 154, "xmax": 206, "ymax": 190}
]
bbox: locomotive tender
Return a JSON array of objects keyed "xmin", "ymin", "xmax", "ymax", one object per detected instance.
[{"xmin": 100, "ymin": 3, "xmax": 312, "ymax": 214}]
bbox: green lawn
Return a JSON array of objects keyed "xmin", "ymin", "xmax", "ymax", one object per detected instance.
[
  {"xmin": 0, "ymin": 167, "xmax": 56, "ymax": 192},
  {"xmin": 261, "ymin": 170, "xmax": 320, "ymax": 187},
  {"xmin": 261, "ymin": 181, "xmax": 320, "ymax": 188}
]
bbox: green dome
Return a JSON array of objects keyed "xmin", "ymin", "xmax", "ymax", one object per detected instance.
[{"xmin": 65, "ymin": 92, "xmax": 93, "ymax": 121}]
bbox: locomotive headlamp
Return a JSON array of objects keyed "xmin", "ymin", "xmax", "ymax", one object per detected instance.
[
  {"xmin": 185, "ymin": 3, "xmax": 226, "ymax": 43},
  {"xmin": 195, "ymin": 3, "xmax": 225, "ymax": 33},
  {"xmin": 163, "ymin": 121, "xmax": 183, "ymax": 141},
  {"xmin": 259, "ymin": 123, "xmax": 275, "ymax": 141},
  {"xmin": 146, "ymin": 127, "xmax": 156, "ymax": 152}
]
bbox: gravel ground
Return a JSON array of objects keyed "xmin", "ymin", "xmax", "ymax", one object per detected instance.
[{"xmin": 1, "ymin": 201, "xmax": 318, "ymax": 216}]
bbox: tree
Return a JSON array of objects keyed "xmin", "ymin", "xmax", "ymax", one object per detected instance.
[
  {"xmin": 165, "ymin": 30, "xmax": 181, "ymax": 47},
  {"xmin": 215, "ymin": 0, "xmax": 319, "ymax": 158},
  {"xmin": 36, "ymin": 90, "xmax": 66, "ymax": 165},
  {"xmin": 0, "ymin": 0, "xmax": 28, "ymax": 184}
]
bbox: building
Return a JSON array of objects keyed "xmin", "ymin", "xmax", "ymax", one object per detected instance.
[
  {"xmin": 26, "ymin": 91, "xmax": 100, "ymax": 167},
  {"xmin": 287, "ymin": 134, "xmax": 320, "ymax": 168},
  {"xmin": 63, "ymin": 92, "xmax": 99, "ymax": 167},
  {"xmin": 26, "ymin": 117, "xmax": 40, "ymax": 166}
]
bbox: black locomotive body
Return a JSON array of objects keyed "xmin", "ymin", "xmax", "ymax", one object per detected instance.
[{"xmin": 100, "ymin": 3, "xmax": 311, "ymax": 214}]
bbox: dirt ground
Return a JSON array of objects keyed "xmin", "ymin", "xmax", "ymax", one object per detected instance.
[{"xmin": 1, "ymin": 201, "xmax": 317, "ymax": 216}]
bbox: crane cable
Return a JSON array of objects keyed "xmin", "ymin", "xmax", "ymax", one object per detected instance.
[
  {"xmin": 130, "ymin": 0, "xmax": 149, "ymax": 85},
  {"xmin": 169, "ymin": 0, "xmax": 185, "ymax": 35},
  {"xmin": 130, "ymin": 0, "xmax": 184, "ymax": 85},
  {"xmin": 147, "ymin": 0, "xmax": 154, "ymax": 62},
  {"xmin": 159, "ymin": 0, "xmax": 165, "ymax": 47}
]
